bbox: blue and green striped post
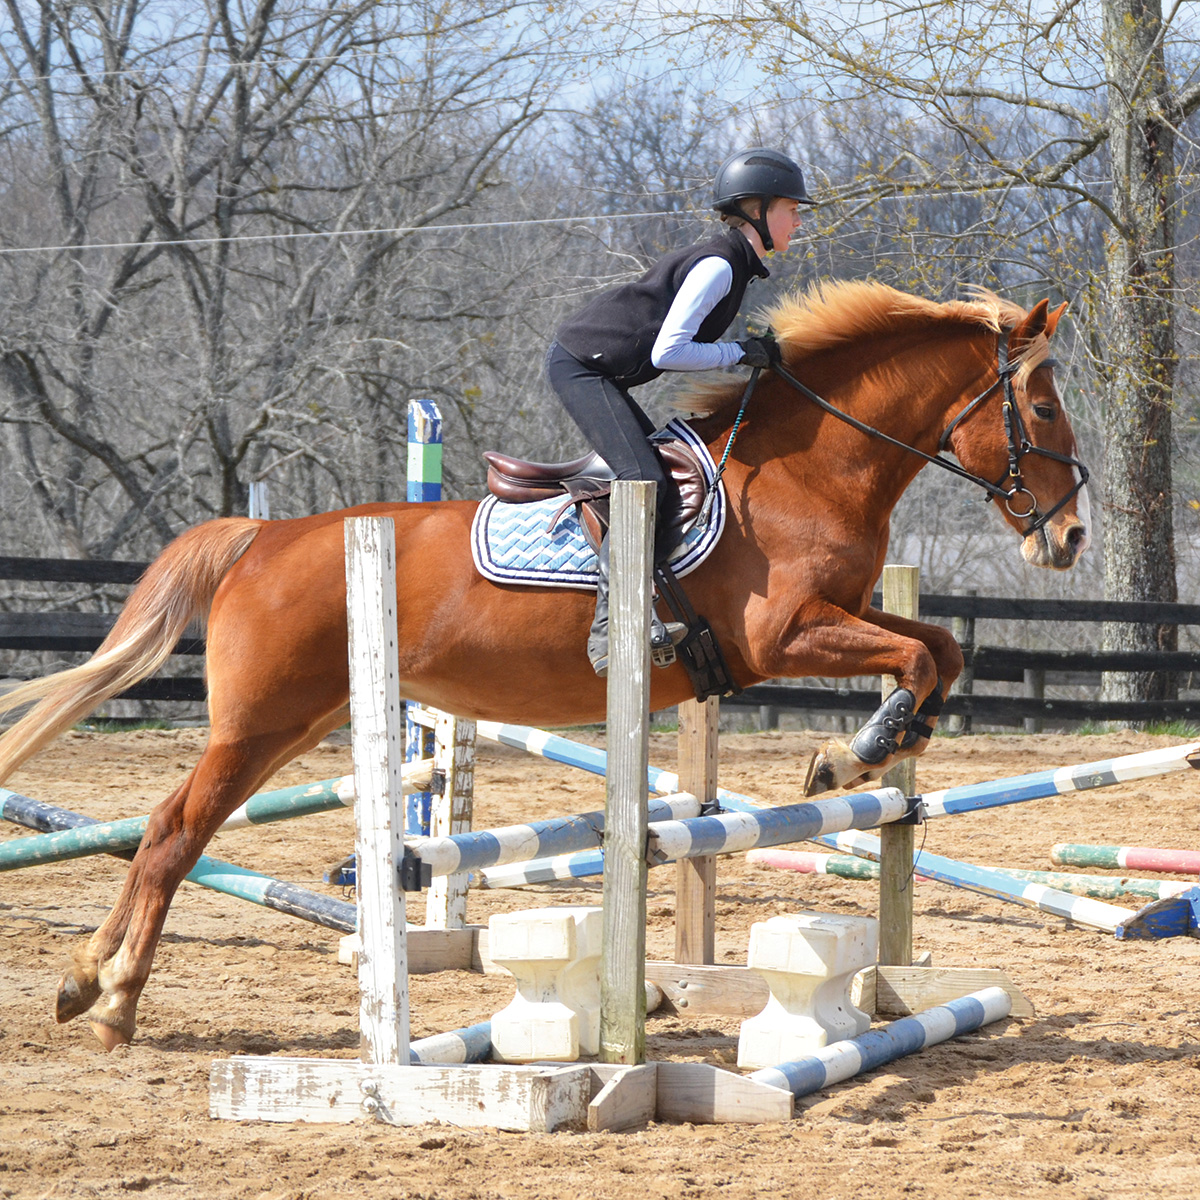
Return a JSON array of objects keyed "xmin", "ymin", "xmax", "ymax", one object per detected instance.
[{"xmin": 406, "ymin": 399, "xmax": 443, "ymax": 835}]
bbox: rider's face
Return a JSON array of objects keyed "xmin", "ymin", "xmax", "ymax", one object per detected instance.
[{"xmin": 766, "ymin": 198, "xmax": 803, "ymax": 251}]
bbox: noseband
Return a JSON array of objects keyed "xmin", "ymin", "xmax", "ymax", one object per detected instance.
[{"xmin": 770, "ymin": 332, "xmax": 1089, "ymax": 538}]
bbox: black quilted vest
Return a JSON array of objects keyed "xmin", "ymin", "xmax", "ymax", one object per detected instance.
[{"xmin": 555, "ymin": 229, "xmax": 768, "ymax": 387}]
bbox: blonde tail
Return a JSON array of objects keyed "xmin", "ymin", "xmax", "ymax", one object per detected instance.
[{"xmin": 0, "ymin": 518, "xmax": 261, "ymax": 784}]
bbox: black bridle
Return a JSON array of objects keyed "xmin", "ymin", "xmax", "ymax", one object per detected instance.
[{"xmin": 768, "ymin": 332, "xmax": 1089, "ymax": 539}]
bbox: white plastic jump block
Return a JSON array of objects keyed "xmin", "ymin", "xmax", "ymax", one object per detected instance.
[
  {"xmin": 488, "ymin": 906, "xmax": 602, "ymax": 1063},
  {"xmin": 737, "ymin": 911, "xmax": 878, "ymax": 1069}
]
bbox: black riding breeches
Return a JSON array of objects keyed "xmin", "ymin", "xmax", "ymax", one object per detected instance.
[{"xmin": 546, "ymin": 342, "xmax": 682, "ymax": 555}]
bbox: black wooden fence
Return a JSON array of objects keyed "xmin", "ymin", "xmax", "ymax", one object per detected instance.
[
  {"xmin": 726, "ymin": 592, "xmax": 1200, "ymax": 728},
  {"xmin": 2, "ymin": 557, "xmax": 1198, "ymax": 726},
  {"xmin": 0, "ymin": 555, "xmax": 205, "ymax": 703}
]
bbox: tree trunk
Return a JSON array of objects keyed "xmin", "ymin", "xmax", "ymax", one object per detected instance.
[{"xmin": 1099, "ymin": 0, "xmax": 1179, "ymax": 708}]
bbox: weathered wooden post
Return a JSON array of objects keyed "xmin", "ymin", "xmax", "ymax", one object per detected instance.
[
  {"xmin": 878, "ymin": 564, "xmax": 918, "ymax": 968},
  {"xmin": 948, "ymin": 587, "xmax": 977, "ymax": 735},
  {"xmin": 1024, "ymin": 668, "xmax": 1045, "ymax": 734},
  {"xmin": 675, "ymin": 695, "xmax": 719, "ymax": 964},
  {"xmin": 599, "ymin": 480, "xmax": 654, "ymax": 1064},
  {"xmin": 424, "ymin": 711, "xmax": 476, "ymax": 930}
]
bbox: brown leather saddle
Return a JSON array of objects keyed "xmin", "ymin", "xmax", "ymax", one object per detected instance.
[
  {"xmin": 480, "ymin": 436, "xmax": 739, "ymax": 703},
  {"xmin": 483, "ymin": 437, "xmax": 708, "ymax": 550}
]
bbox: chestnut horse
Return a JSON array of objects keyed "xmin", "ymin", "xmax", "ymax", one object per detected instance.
[{"xmin": 0, "ymin": 281, "xmax": 1089, "ymax": 1048}]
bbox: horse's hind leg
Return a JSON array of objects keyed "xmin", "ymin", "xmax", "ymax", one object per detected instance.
[{"xmin": 57, "ymin": 706, "xmax": 349, "ymax": 1049}]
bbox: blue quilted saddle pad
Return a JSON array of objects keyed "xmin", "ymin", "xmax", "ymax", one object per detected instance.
[{"xmin": 471, "ymin": 418, "xmax": 726, "ymax": 591}]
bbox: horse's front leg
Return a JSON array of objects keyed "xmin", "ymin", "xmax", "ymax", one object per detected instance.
[
  {"xmin": 856, "ymin": 606, "xmax": 965, "ymax": 768},
  {"xmin": 759, "ymin": 603, "xmax": 946, "ymax": 798}
]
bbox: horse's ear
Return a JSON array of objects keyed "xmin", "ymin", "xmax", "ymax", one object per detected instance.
[
  {"xmin": 1011, "ymin": 298, "xmax": 1051, "ymax": 348},
  {"xmin": 1045, "ymin": 301, "xmax": 1068, "ymax": 339}
]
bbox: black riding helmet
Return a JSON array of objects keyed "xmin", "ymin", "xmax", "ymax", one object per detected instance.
[{"xmin": 712, "ymin": 147, "xmax": 815, "ymax": 251}]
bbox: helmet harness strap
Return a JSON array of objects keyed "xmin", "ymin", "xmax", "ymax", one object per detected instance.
[{"xmin": 726, "ymin": 198, "xmax": 774, "ymax": 252}]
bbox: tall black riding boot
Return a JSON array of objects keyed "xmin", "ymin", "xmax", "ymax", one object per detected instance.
[
  {"xmin": 587, "ymin": 536, "xmax": 684, "ymax": 677},
  {"xmin": 587, "ymin": 536, "xmax": 611, "ymax": 677}
]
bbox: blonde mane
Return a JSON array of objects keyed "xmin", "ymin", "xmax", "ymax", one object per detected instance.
[{"xmin": 680, "ymin": 280, "xmax": 1052, "ymax": 415}]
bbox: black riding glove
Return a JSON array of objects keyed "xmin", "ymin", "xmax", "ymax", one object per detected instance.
[{"xmin": 737, "ymin": 335, "xmax": 782, "ymax": 369}]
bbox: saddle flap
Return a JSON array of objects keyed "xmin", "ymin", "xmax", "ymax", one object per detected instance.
[{"xmin": 654, "ymin": 439, "xmax": 707, "ymax": 529}]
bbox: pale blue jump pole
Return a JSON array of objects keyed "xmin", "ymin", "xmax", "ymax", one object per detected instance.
[
  {"xmin": 406, "ymin": 398, "xmax": 443, "ymax": 835},
  {"xmin": 919, "ymin": 741, "xmax": 1200, "ymax": 818},
  {"xmin": 0, "ymin": 777, "xmax": 353, "ymax": 871},
  {"xmin": 474, "ymin": 720, "xmax": 762, "ymax": 813},
  {"xmin": 0, "ymin": 790, "xmax": 355, "ymax": 932},
  {"xmin": 814, "ymin": 829, "xmax": 1200, "ymax": 939}
]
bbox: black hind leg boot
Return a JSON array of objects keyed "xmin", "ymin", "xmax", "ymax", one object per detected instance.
[{"xmin": 587, "ymin": 535, "xmax": 611, "ymax": 677}]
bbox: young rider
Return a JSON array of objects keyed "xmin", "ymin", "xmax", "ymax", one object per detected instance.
[{"xmin": 547, "ymin": 147, "xmax": 815, "ymax": 675}]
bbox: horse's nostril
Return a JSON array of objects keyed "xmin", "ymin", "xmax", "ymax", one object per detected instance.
[{"xmin": 1067, "ymin": 524, "xmax": 1086, "ymax": 549}]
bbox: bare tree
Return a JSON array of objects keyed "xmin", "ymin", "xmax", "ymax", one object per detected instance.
[{"xmin": 0, "ymin": 0, "xmax": 563, "ymax": 554}]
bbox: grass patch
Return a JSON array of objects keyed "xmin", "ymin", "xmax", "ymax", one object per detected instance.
[
  {"xmin": 75, "ymin": 718, "xmax": 177, "ymax": 733},
  {"xmin": 1142, "ymin": 720, "xmax": 1200, "ymax": 739}
]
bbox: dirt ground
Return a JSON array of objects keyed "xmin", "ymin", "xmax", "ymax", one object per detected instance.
[{"xmin": 1, "ymin": 724, "xmax": 1199, "ymax": 1200}]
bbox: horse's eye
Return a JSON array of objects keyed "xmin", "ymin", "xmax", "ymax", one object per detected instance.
[{"xmin": 1033, "ymin": 403, "xmax": 1057, "ymax": 421}]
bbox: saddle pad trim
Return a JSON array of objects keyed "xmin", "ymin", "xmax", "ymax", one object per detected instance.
[{"xmin": 471, "ymin": 419, "xmax": 725, "ymax": 592}]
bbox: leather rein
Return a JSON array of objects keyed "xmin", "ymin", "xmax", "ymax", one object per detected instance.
[{"xmin": 766, "ymin": 332, "xmax": 1089, "ymax": 539}]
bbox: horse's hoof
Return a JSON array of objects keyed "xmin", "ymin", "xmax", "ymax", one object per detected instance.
[
  {"xmin": 804, "ymin": 751, "xmax": 836, "ymax": 797},
  {"xmin": 88, "ymin": 1020, "xmax": 132, "ymax": 1052},
  {"xmin": 807, "ymin": 740, "xmax": 880, "ymax": 797},
  {"xmin": 55, "ymin": 967, "xmax": 102, "ymax": 1023}
]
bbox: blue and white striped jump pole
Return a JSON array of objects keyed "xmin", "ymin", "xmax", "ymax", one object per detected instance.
[
  {"xmin": 408, "ymin": 792, "xmax": 701, "ymax": 877},
  {"xmin": 474, "ymin": 720, "xmax": 762, "ymax": 814},
  {"xmin": 406, "ymin": 399, "xmax": 443, "ymax": 836},
  {"xmin": 746, "ymin": 847, "xmax": 1198, "ymax": 903},
  {"xmin": 919, "ymin": 741, "xmax": 1200, "ymax": 819},
  {"xmin": 410, "ymin": 1021, "xmax": 492, "ymax": 1065},
  {"xmin": 0, "ymin": 790, "xmax": 356, "ymax": 932},
  {"xmin": 432, "ymin": 788, "xmax": 908, "ymax": 884},
  {"xmin": 750, "ymin": 988, "xmax": 1012, "ymax": 1099},
  {"xmin": 644, "ymin": 789, "xmax": 911, "ymax": 864}
]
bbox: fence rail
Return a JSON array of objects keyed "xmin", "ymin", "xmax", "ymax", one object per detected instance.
[
  {"xmin": 1, "ymin": 559, "xmax": 1196, "ymax": 727},
  {"xmin": 724, "ymin": 684, "xmax": 1200, "ymax": 725}
]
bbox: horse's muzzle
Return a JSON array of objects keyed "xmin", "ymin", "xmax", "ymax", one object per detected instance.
[{"xmin": 1022, "ymin": 514, "xmax": 1089, "ymax": 569}]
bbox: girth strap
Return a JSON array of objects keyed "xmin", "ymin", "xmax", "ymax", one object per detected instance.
[{"xmin": 653, "ymin": 563, "xmax": 741, "ymax": 703}]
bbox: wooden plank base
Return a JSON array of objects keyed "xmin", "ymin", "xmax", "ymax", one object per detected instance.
[
  {"xmin": 210, "ymin": 1058, "xmax": 591, "ymax": 1132},
  {"xmin": 338, "ymin": 926, "xmax": 499, "ymax": 974},
  {"xmin": 585, "ymin": 1060, "xmax": 791, "ymax": 1126},
  {"xmin": 644, "ymin": 962, "xmax": 769, "ymax": 1018},
  {"xmin": 588, "ymin": 1064, "xmax": 658, "ymax": 1132},
  {"xmin": 853, "ymin": 965, "xmax": 1035, "ymax": 1019},
  {"xmin": 653, "ymin": 1062, "xmax": 793, "ymax": 1124}
]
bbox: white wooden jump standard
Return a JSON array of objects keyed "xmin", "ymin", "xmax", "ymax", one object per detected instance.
[
  {"xmin": 346, "ymin": 514, "xmax": 409, "ymax": 1065},
  {"xmin": 210, "ymin": 516, "xmax": 594, "ymax": 1132}
]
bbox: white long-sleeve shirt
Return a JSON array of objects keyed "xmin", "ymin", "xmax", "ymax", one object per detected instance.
[{"xmin": 650, "ymin": 257, "xmax": 747, "ymax": 372}]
